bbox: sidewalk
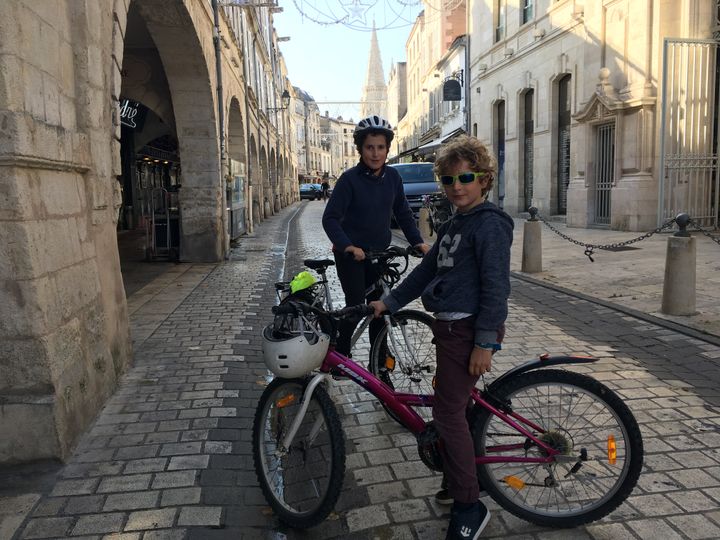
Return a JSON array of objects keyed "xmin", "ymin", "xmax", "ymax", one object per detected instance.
[
  {"xmin": 2, "ymin": 201, "xmax": 720, "ymax": 539},
  {"xmin": 506, "ymin": 217, "xmax": 720, "ymax": 340}
]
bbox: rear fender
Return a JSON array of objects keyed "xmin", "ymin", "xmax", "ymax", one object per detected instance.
[{"xmin": 488, "ymin": 354, "xmax": 598, "ymax": 391}]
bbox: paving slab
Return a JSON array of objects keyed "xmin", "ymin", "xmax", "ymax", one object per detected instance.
[{"xmin": 6, "ymin": 201, "xmax": 720, "ymax": 539}]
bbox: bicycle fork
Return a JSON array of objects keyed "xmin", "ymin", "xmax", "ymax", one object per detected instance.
[{"xmin": 278, "ymin": 373, "xmax": 329, "ymax": 454}]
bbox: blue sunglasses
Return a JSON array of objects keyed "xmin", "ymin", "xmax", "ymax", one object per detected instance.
[{"xmin": 438, "ymin": 171, "xmax": 490, "ymax": 186}]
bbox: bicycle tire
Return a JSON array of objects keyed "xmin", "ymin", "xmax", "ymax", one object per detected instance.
[
  {"xmin": 472, "ymin": 369, "xmax": 643, "ymax": 527},
  {"xmin": 252, "ymin": 377, "xmax": 345, "ymax": 528},
  {"xmin": 369, "ymin": 309, "xmax": 436, "ymax": 423}
]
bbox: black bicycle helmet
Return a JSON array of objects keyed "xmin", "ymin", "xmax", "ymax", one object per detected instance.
[{"xmin": 353, "ymin": 115, "xmax": 394, "ymax": 149}]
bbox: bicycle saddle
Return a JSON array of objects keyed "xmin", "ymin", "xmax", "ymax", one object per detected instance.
[{"xmin": 303, "ymin": 259, "xmax": 335, "ymax": 270}]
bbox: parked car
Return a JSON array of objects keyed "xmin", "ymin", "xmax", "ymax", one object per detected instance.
[
  {"xmin": 299, "ymin": 183, "xmax": 321, "ymax": 200},
  {"xmin": 387, "ymin": 162, "xmax": 443, "ymax": 220}
]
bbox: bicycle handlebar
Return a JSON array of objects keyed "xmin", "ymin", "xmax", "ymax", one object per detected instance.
[{"xmin": 272, "ymin": 301, "xmax": 374, "ymax": 320}]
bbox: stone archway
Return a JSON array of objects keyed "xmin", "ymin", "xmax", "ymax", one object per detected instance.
[
  {"xmin": 259, "ymin": 146, "xmax": 269, "ymax": 217},
  {"xmin": 227, "ymin": 98, "xmax": 247, "ymax": 237},
  {"xmin": 269, "ymin": 147, "xmax": 278, "ymax": 211},
  {"xmin": 130, "ymin": 0, "xmax": 223, "ymax": 262},
  {"xmin": 248, "ymin": 135, "xmax": 261, "ymax": 225}
]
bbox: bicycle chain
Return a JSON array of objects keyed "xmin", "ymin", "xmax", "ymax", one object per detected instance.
[
  {"xmin": 536, "ymin": 215, "xmax": 678, "ymax": 262},
  {"xmin": 688, "ymin": 218, "xmax": 720, "ymax": 247}
]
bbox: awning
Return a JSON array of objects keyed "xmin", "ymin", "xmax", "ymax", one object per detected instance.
[{"xmin": 416, "ymin": 127, "xmax": 466, "ymax": 156}]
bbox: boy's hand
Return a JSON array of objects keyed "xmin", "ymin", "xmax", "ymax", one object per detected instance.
[
  {"xmin": 469, "ymin": 347, "xmax": 492, "ymax": 376},
  {"xmin": 369, "ymin": 300, "xmax": 387, "ymax": 318},
  {"xmin": 344, "ymin": 245, "xmax": 365, "ymax": 261},
  {"xmin": 414, "ymin": 242, "xmax": 431, "ymax": 255}
]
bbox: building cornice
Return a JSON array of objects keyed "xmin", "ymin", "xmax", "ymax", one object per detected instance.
[{"xmin": 0, "ymin": 154, "xmax": 90, "ymax": 173}]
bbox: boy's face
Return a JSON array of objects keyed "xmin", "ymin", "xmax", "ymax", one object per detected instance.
[
  {"xmin": 441, "ymin": 158, "xmax": 489, "ymax": 213},
  {"xmin": 360, "ymin": 133, "xmax": 389, "ymax": 171}
]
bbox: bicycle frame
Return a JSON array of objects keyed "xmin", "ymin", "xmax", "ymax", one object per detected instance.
[
  {"xmin": 279, "ymin": 347, "xmax": 597, "ymax": 466},
  {"xmin": 315, "ymin": 264, "xmax": 418, "ymax": 364}
]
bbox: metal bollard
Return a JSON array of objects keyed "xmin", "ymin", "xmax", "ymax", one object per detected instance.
[
  {"xmin": 418, "ymin": 208, "xmax": 433, "ymax": 241},
  {"xmin": 661, "ymin": 213, "xmax": 696, "ymax": 315},
  {"xmin": 521, "ymin": 207, "xmax": 542, "ymax": 273}
]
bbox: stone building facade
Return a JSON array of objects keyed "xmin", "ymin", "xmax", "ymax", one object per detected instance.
[
  {"xmin": 395, "ymin": 1, "xmax": 468, "ymax": 158},
  {"xmin": 469, "ymin": 0, "xmax": 719, "ymax": 230},
  {"xmin": 0, "ymin": 0, "xmax": 296, "ymax": 465}
]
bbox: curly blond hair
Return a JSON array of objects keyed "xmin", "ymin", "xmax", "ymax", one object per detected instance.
[{"xmin": 433, "ymin": 135, "xmax": 497, "ymax": 196}]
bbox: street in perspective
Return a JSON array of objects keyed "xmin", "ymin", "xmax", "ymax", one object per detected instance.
[
  {"xmin": 2, "ymin": 1, "xmax": 720, "ymax": 540},
  {"xmin": 2, "ymin": 200, "xmax": 720, "ymax": 539}
]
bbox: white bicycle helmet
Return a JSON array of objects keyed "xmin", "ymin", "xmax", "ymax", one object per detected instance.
[
  {"xmin": 262, "ymin": 324, "xmax": 330, "ymax": 378},
  {"xmin": 353, "ymin": 115, "xmax": 394, "ymax": 147}
]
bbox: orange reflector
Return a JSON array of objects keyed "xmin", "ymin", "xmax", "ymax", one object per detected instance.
[
  {"xmin": 607, "ymin": 435, "xmax": 617, "ymax": 464},
  {"xmin": 385, "ymin": 356, "xmax": 396, "ymax": 371},
  {"xmin": 276, "ymin": 394, "xmax": 296, "ymax": 408},
  {"xmin": 432, "ymin": 376, "xmax": 436, "ymax": 389},
  {"xmin": 504, "ymin": 476, "xmax": 526, "ymax": 490}
]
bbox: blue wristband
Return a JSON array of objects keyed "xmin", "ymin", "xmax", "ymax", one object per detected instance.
[{"xmin": 476, "ymin": 342, "xmax": 501, "ymax": 351}]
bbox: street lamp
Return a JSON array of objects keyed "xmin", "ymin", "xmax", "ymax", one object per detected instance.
[{"xmin": 267, "ymin": 89, "xmax": 291, "ymax": 112}]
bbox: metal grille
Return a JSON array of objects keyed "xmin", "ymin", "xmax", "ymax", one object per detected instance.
[
  {"xmin": 557, "ymin": 75, "xmax": 571, "ymax": 214},
  {"xmin": 658, "ymin": 38, "xmax": 719, "ymax": 228},
  {"xmin": 558, "ymin": 128, "xmax": 570, "ymax": 214},
  {"xmin": 523, "ymin": 91, "xmax": 534, "ymax": 211},
  {"xmin": 594, "ymin": 123, "xmax": 615, "ymax": 225}
]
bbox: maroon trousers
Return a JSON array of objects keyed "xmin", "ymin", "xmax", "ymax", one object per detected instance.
[{"xmin": 432, "ymin": 317, "xmax": 481, "ymax": 504}]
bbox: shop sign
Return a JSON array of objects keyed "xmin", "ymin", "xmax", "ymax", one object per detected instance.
[
  {"xmin": 118, "ymin": 98, "xmax": 147, "ymax": 130},
  {"xmin": 442, "ymin": 79, "xmax": 462, "ymax": 101}
]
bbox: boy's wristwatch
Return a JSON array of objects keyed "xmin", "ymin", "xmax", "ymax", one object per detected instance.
[{"xmin": 476, "ymin": 342, "xmax": 502, "ymax": 351}]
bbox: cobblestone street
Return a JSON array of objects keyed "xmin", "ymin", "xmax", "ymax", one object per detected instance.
[{"xmin": 6, "ymin": 201, "xmax": 720, "ymax": 540}]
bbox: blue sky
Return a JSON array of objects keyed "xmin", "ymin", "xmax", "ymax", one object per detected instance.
[{"xmin": 273, "ymin": 0, "xmax": 423, "ymax": 122}]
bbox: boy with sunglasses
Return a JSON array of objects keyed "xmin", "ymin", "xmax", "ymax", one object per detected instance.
[{"xmin": 370, "ymin": 135, "xmax": 513, "ymax": 540}]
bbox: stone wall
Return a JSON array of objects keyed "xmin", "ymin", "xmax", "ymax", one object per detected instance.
[{"xmin": 0, "ymin": 0, "xmax": 132, "ymax": 463}]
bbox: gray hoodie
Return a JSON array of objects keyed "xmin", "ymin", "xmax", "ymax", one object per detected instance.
[{"xmin": 383, "ymin": 201, "xmax": 513, "ymax": 346}]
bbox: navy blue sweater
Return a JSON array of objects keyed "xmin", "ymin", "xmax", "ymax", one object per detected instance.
[
  {"xmin": 383, "ymin": 202, "xmax": 513, "ymax": 346},
  {"xmin": 322, "ymin": 162, "xmax": 424, "ymax": 252}
]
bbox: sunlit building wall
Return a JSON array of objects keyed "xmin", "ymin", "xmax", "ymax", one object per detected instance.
[{"xmin": 469, "ymin": 0, "xmax": 719, "ymax": 230}]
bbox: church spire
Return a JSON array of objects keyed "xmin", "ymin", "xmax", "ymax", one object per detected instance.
[{"xmin": 360, "ymin": 26, "xmax": 388, "ymax": 119}]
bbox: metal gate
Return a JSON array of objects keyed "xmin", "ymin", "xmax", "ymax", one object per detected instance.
[
  {"xmin": 523, "ymin": 91, "xmax": 534, "ymax": 211},
  {"xmin": 658, "ymin": 38, "xmax": 720, "ymax": 228},
  {"xmin": 594, "ymin": 123, "xmax": 615, "ymax": 225},
  {"xmin": 557, "ymin": 75, "xmax": 571, "ymax": 214}
]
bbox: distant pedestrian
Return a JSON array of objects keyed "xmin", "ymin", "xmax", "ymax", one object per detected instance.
[
  {"xmin": 369, "ymin": 135, "xmax": 513, "ymax": 540},
  {"xmin": 321, "ymin": 180, "xmax": 330, "ymax": 201},
  {"xmin": 322, "ymin": 114, "xmax": 430, "ymax": 357}
]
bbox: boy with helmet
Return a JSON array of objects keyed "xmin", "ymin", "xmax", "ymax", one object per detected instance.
[
  {"xmin": 322, "ymin": 115, "xmax": 430, "ymax": 357},
  {"xmin": 369, "ymin": 135, "xmax": 513, "ymax": 539}
]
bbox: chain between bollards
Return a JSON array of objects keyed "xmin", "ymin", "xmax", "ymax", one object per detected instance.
[
  {"xmin": 688, "ymin": 217, "xmax": 720, "ymax": 246},
  {"xmin": 531, "ymin": 211, "xmax": 680, "ymax": 262}
]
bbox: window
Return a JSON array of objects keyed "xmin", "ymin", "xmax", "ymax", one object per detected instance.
[
  {"xmin": 495, "ymin": 0, "xmax": 506, "ymax": 42},
  {"xmin": 522, "ymin": 91, "xmax": 534, "ymax": 211},
  {"xmin": 522, "ymin": 0, "xmax": 534, "ymax": 25},
  {"xmin": 494, "ymin": 101, "xmax": 505, "ymax": 207},
  {"xmin": 556, "ymin": 75, "xmax": 571, "ymax": 214}
]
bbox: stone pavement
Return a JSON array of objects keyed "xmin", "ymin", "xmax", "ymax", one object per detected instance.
[
  {"xmin": 2, "ymin": 200, "xmax": 720, "ymax": 539},
  {"xmin": 507, "ymin": 216, "xmax": 720, "ymax": 340}
]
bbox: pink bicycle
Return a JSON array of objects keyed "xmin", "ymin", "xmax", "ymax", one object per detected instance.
[{"xmin": 253, "ymin": 302, "xmax": 643, "ymax": 529}]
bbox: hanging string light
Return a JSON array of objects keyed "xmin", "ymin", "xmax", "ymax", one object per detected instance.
[{"xmin": 290, "ymin": 0, "xmax": 446, "ymax": 32}]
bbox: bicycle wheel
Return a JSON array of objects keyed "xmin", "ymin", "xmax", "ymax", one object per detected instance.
[
  {"xmin": 433, "ymin": 208, "xmax": 452, "ymax": 232},
  {"xmin": 472, "ymin": 369, "xmax": 643, "ymax": 527},
  {"xmin": 369, "ymin": 309, "xmax": 436, "ymax": 423},
  {"xmin": 252, "ymin": 377, "xmax": 345, "ymax": 528}
]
